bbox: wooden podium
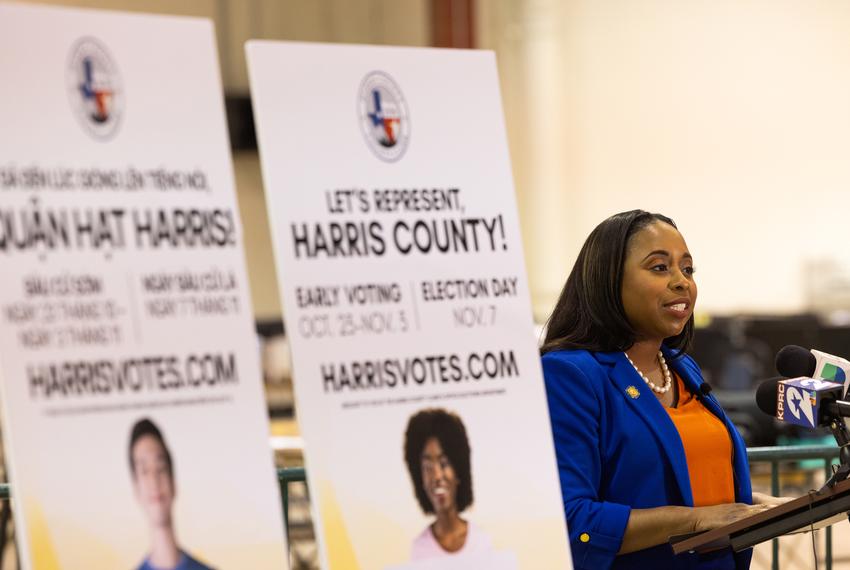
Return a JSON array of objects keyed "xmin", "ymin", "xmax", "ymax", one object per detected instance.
[{"xmin": 671, "ymin": 478, "xmax": 850, "ymax": 555}]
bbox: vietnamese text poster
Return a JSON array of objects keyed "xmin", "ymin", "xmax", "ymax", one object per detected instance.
[
  {"xmin": 247, "ymin": 41, "xmax": 571, "ymax": 569},
  {"xmin": 0, "ymin": 5, "xmax": 288, "ymax": 569}
]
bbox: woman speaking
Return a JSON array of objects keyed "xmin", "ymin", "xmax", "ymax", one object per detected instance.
[{"xmin": 541, "ymin": 210, "xmax": 784, "ymax": 569}]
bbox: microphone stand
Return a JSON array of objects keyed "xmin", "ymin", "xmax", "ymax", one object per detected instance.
[
  {"xmin": 822, "ymin": 414, "xmax": 850, "ymax": 491},
  {"xmin": 818, "ymin": 412, "xmax": 850, "ymax": 526}
]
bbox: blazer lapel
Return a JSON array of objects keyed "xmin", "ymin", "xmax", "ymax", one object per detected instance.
[{"xmin": 595, "ymin": 351, "xmax": 695, "ymax": 506}]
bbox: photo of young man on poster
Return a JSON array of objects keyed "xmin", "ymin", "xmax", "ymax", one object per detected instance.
[{"xmin": 129, "ymin": 418, "xmax": 214, "ymax": 570}]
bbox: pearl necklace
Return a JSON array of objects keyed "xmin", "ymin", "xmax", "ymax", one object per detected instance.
[{"xmin": 625, "ymin": 350, "xmax": 672, "ymax": 394}]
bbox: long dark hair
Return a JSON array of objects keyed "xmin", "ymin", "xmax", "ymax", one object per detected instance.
[{"xmin": 541, "ymin": 209, "xmax": 693, "ymax": 356}]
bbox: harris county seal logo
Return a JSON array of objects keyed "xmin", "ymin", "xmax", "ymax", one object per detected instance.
[
  {"xmin": 66, "ymin": 37, "xmax": 123, "ymax": 140},
  {"xmin": 358, "ymin": 71, "xmax": 410, "ymax": 162}
]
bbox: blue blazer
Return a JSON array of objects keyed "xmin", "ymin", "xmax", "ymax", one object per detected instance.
[{"xmin": 542, "ymin": 348, "xmax": 753, "ymax": 570}]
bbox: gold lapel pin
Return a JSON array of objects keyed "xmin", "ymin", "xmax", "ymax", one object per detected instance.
[{"xmin": 626, "ymin": 385, "xmax": 640, "ymax": 399}]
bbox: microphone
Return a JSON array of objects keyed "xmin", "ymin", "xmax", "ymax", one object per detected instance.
[
  {"xmin": 755, "ymin": 377, "xmax": 792, "ymax": 417},
  {"xmin": 756, "ymin": 376, "xmax": 846, "ymax": 428},
  {"xmin": 696, "ymin": 382, "xmax": 713, "ymax": 403},
  {"xmin": 775, "ymin": 346, "xmax": 850, "ymax": 431},
  {"xmin": 776, "ymin": 345, "xmax": 850, "ymax": 384},
  {"xmin": 767, "ymin": 349, "xmax": 850, "ymax": 490}
]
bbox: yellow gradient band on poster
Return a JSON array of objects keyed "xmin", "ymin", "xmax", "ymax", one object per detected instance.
[
  {"xmin": 320, "ymin": 479, "xmax": 361, "ymax": 570},
  {"xmin": 26, "ymin": 498, "xmax": 59, "ymax": 570}
]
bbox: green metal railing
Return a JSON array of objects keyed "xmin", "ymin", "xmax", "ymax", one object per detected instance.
[
  {"xmin": 278, "ymin": 466, "xmax": 307, "ymax": 532},
  {"xmin": 748, "ymin": 445, "xmax": 841, "ymax": 570}
]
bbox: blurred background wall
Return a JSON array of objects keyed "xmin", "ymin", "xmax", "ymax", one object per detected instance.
[{"xmin": 481, "ymin": 1, "xmax": 850, "ymax": 321}]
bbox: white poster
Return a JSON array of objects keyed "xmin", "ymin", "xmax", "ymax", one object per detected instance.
[
  {"xmin": 247, "ymin": 41, "xmax": 571, "ymax": 569},
  {"xmin": 0, "ymin": 5, "xmax": 288, "ymax": 569}
]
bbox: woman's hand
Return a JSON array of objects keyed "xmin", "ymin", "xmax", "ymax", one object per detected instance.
[
  {"xmin": 691, "ymin": 502, "xmax": 774, "ymax": 533},
  {"xmin": 620, "ymin": 502, "xmax": 772, "ymax": 554},
  {"xmin": 752, "ymin": 491, "xmax": 795, "ymax": 507}
]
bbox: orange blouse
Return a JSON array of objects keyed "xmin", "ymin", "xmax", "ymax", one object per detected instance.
[{"xmin": 666, "ymin": 373, "xmax": 735, "ymax": 507}]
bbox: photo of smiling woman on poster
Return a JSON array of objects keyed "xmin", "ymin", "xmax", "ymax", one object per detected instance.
[
  {"xmin": 129, "ymin": 418, "xmax": 214, "ymax": 570},
  {"xmin": 403, "ymin": 408, "xmax": 494, "ymax": 561}
]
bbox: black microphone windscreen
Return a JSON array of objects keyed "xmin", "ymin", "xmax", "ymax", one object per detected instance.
[
  {"xmin": 755, "ymin": 377, "xmax": 783, "ymax": 416},
  {"xmin": 775, "ymin": 345, "xmax": 816, "ymax": 378}
]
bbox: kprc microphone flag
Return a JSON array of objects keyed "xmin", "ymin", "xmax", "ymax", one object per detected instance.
[
  {"xmin": 776, "ymin": 378, "xmax": 843, "ymax": 429},
  {"xmin": 247, "ymin": 42, "xmax": 572, "ymax": 569},
  {"xmin": 0, "ymin": 5, "xmax": 288, "ymax": 569}
]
